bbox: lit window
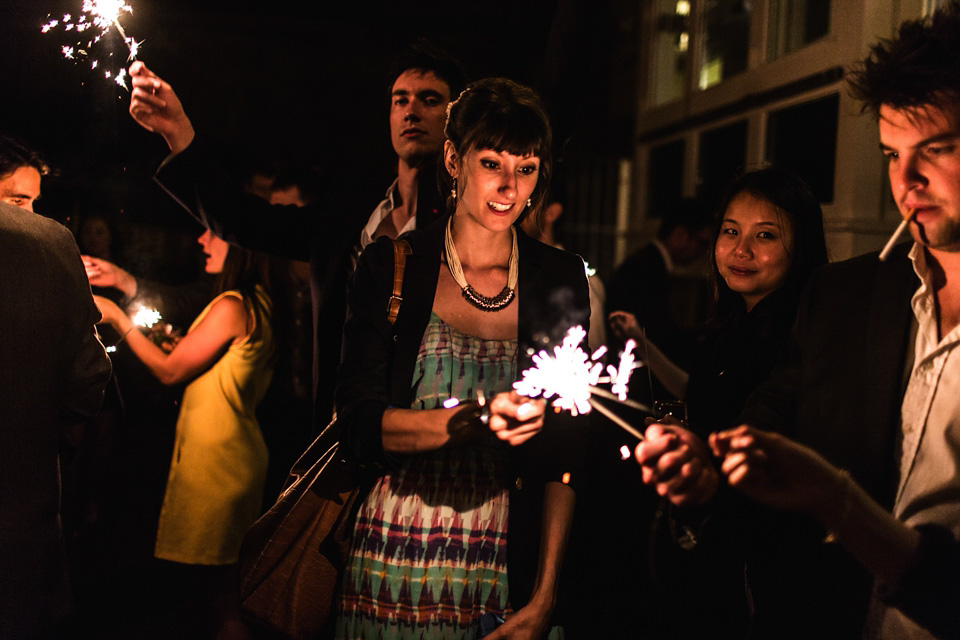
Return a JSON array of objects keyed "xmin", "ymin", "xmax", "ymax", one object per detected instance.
[
  {"xmin": 650, "ymin": 0, "xmax": 691, "ymax": 105},
  {"xmin": 699, "ymin": 0, "xmax": 752, "ymax": 90}
]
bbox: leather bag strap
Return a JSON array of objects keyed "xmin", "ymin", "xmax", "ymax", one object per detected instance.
[{"xmin": 387, "ymin": 238, "xmax": 412, "ymax": 325}]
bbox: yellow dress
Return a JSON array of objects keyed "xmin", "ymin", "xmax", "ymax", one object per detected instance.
[{"xmin": 154, "ymin": 287, "xmax": 274, "ymax": 565}]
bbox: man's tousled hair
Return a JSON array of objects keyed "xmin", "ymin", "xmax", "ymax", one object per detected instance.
[{"xmin": 847, "ymin": 1, "xmax": 960, "ymax": 115}]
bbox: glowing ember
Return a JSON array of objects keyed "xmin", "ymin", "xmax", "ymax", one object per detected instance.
[
  {"xmin": 513, "ymin": 326, "xmax": 637, "ymax": 416},
  {"xmin": 619, "ymin": 445, "xmax": 631, "ymax": 460},
  {"xmin": 42, "ymin": 0, "xmax": 139, "ymax": 88},
  {"xmin": 132, "ymin": 306, "xmax": 161, "ymax": 328}
]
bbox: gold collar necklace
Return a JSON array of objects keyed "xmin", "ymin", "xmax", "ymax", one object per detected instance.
[{"xmin": 444, "ymin": 217, "xmax": 519, "ymax": 312}]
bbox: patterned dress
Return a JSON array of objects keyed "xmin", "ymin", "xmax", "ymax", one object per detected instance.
[{"xmin": 336, "ymin": 312, "xmax": 517, "ymax": 639}]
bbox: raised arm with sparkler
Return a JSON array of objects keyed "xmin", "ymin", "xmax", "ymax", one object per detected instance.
[{"xmin": 129, "ymin": 61, "xmax": 195, "ymax": 155}]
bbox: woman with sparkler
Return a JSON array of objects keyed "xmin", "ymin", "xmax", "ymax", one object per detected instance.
[
  {"xmin": 92, "ymin": 229, "xmax": 291, "ymax": 638},
  {"xmin": 611, "ymin": 167, "xmax": 828, "ymax": 638},
  {"xmin": 334, "ymin": 78, "xmax": 589, "ymax": 639}
]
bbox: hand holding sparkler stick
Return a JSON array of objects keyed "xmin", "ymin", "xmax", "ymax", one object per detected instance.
[
  {"xmin": 486, "ymin": 391, "xmax": 547, "ymax": 446},
  {"xmin": 636, "ymin": 422, "xmax": 719, "ymax": 507},
  {"xmin": 879, "ymin": 207, "xmax": 916, "ymax": 262},
  {"xmin": 129, "ymin": 61, "xmax": 196, "ymax": 155},
  {"xmin": 92, "ymin": 295, "xmax": 162, "ymax": 347}
]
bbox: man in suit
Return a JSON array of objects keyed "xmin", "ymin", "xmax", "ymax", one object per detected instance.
[
  {"xmin": 637, "ymin": 3, "xmax": 960, "ymax": 637},
  {"xmin": 0, "ymin": 201, "xmax": 111, "ymax": 638},
  {"xmin": 125, "ymin": 41, "xmax": 466, "ymax": 428}
]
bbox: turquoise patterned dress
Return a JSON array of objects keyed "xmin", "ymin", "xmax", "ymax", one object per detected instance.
[{"xmin": 336, "ymin": 312, "xmax": 518, "ymax": 639}]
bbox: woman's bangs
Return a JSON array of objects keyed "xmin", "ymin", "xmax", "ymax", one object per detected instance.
[{"xmin": 470, "ymin": 108, "xmax": 548, "ymax": 159}]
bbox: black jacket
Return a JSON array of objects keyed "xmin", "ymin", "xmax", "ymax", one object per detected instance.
[{"xmin": 336, "ymin": 215, "xmax": 590, "ymax": 611}]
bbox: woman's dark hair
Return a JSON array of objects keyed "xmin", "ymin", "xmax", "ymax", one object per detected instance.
[
  {"xmin": 710, "ymin": 167, "xmax": 828, "ymax": 322},
  {"xmin": 215, "ymin": 244, "xmax": 294, "ymax": 370},
  {"xmin": 442, "ymin": 77, "xmax": 553, "ymax": 224}
]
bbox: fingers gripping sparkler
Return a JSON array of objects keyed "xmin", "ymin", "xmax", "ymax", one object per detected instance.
[
  {"xmin": 42, "ymin": 0, "xmax": 141, "ymax": 89},
  {"xmin": 513, "ymin": 326, "xmax": 646, "ymax": 439},
  {"xmin": 107, "ymin": 305, "xmax": 161, "ymax": 353}
]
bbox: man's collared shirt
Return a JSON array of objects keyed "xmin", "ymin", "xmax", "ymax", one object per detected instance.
[
  {"xmin": 359, "ymin": 179, "xmax": 417, "ymax": 251},
  {"xmin": 882, "ymin": 243, "xmax": 960, "ymax": 638}
]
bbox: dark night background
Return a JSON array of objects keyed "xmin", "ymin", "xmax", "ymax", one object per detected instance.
[{"xmin": 3, "ymin": 0, "xmax": 637, "ymax": 281}]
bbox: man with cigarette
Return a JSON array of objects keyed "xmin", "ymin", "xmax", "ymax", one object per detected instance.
[
  {"xmin": 636, "ymin": 3, "xmax": 960, "ymax": 637},
  {"xmin": 126, "ymin": 40, "xmax": 465, "ymax": 428}
]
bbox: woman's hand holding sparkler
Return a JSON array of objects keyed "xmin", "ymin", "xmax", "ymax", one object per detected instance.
[
  {"xmin": 636, "ymin": 421, "xmax": 719, "ymax": 507},
  {"xmin": 92, "ymin": 294, "xmax": 133, "ymax": 335},
  {"xmin": 487, "ymin": 391, "xmax": 546, "ymax": 446},
  {"xmin": 129, "ymin": 61, "xmax": 195, "ymax": 155}
]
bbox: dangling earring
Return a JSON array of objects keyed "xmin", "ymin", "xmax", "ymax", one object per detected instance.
[
  {"xmin": 451, "ymin": 178, "xmax": 458, "ymax": 201},
  {"xmin": 526, "ymin": 198, "xmax": 532, "ymax": 208}
]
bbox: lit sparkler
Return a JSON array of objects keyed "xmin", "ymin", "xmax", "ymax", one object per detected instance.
[
  {"xmin": 132, "ymin": 306, "xmax": 162, "ymax": 329},
  {"xmin": 42, "ymin": 1, "xmax": 140, "ymax": 88},
  {"xmin": 514, "ymin": 326, "xmax": 646, "ymax": 439}
]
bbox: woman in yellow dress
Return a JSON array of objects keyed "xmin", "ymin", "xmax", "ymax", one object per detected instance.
[{"xmin": 94, "ymin": 229, "xmax": 289, "ymax": 638}]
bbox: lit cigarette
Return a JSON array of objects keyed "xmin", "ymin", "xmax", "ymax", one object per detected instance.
[{"xmin": 879, "ymin": 208, "xmax": 915, "ymax": 262}]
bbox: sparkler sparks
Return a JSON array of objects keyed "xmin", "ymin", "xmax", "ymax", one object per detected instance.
[
  {"xmin": 132, "ymin": 306, "xmax": 161, "ymax": 329},
  {"xmin": 513, "ymin": 326, "xmax": 639, "ymax": 416},
  {"xmin": 42, "ymin": 1, "xmax": 140, "ymax": 89}
]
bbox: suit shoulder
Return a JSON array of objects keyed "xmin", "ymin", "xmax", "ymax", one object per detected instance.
[
  {"xmin": 0, "ymin": 205, "xmax": 77, "ymax": 254},
  {"xmin": 814, "ymin": 244, "xmax": 912, "ymax": 288}
]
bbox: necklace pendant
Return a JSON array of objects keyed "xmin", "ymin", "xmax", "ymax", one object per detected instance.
[{"xmin": 462, "ymin": 284, "xmax": 515, "ymax": 312}]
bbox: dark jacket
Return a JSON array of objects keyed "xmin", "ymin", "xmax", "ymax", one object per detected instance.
[
  {"xmin": 0, "ymin": 203, "xmax": 111, "ymax": 638},
  {"xmin": 739, "ymin": 242, "xmax": 960, "ymax": 638},
  {"xmin": 336, "ymin": 215, "xmax": 590, "ymax": 611}
]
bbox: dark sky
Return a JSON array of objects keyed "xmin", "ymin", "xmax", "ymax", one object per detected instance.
[{"xmin": 2, "ymin": 0, "xmax": 632, "ymax": 259}]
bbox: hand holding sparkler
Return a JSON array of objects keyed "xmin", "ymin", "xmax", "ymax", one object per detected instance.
[
  {"xmin": 486, "ymin": 391, "xmax": 547, "ymax": 446},
  {"xmin": 92, "ymin": 294, "xmax": 128, "ymax": 329},
  {"xmin": 129, "ymin": 61, "xmax": 196, "ymax": 155},
  {"xmin": 636, "ymin": 421, "xmax": 719, "ymax": 508}
]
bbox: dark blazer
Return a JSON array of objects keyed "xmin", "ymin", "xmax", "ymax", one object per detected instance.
[
  {"xmin": 336, "ymin": 215, "xmax": 591, "ymax": 611},
  {"xmin": 0, "ymin": 203, "xmax": 111, "ymax": 638},
  {"xmin": 737, "ymin": 242, "xmax": 960, "ymax": 637},
  {"xmin": 155, "ymin": 138, "xmax": 445, "ymax": 428}
]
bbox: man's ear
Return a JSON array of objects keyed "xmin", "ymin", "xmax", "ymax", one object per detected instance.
[{"xmin": 444, "ymin": 140, "xmax": 459, "ymax": 178}]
